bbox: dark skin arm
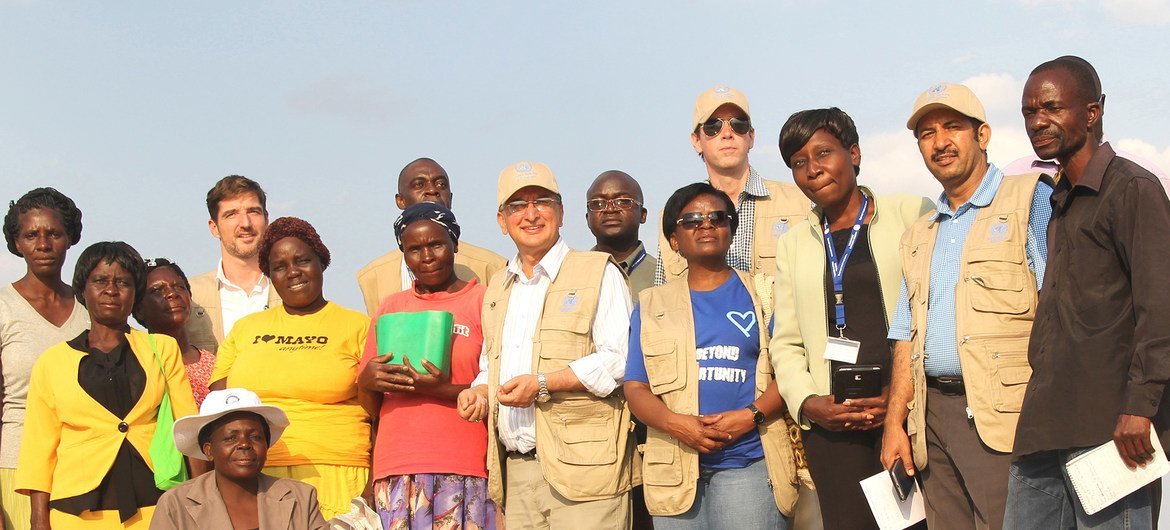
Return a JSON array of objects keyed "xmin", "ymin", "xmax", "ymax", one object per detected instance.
[
  {"xmin": 30, "ymin": 490, "xmax": 49, "ymax": 530},
  {"xmin": 1114, "ymin": 414, "xmax": 1156, "ymax": 469},
  {"xmin": 703, "ymin": 379, "xmax": 785, "ymax": 444},
  {"xmin": 624, "ymin": 381, "xmax": 727, "ymax": 453},
  {"xmin": 802, "ymin": 386, "xmax": 888, "ymax": 431},
  {"xmin": 358, "ymin": 353, "xmax": 466, "ymax": 402},
  {"xmin": 208, "ymin": 378, "xmax": 226, "ymax": 391}
]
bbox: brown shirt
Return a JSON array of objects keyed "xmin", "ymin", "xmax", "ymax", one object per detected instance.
[{"xmin": 1014, "ymin": 143, "xmax": 1170, "ymax": 457}]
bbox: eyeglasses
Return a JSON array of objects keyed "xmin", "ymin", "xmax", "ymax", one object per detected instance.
[
  {"xmin": 586, "ymin": 198, "xmax": 642, "ymax": 212},
  {"xmin": 676, "ymin": 210, "xmax": 733, "ymax": 229},
  {"xmin": 699, "ymin": 117, "xmax": 751, "ymax": 137},
  {"xmin": 501, "ymin": 197, "xmax": 561, "ymax": 216}
]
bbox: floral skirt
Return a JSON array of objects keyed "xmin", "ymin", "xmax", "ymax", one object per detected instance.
[{"xmin": 373, "ymin": 473, "xmax": 497, "ymax": 530}]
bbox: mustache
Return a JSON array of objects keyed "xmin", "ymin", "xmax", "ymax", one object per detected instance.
[{"xmin": 931, "ymin": 148, "xmax": 959, "ymax": 163}]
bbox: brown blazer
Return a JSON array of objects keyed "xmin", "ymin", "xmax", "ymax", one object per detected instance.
[
  {"xmin": 187, "ymin": 268, "xmax": 282, "ymax": 353},
  {"xmin": 150, "ymin": 472, "xmax": 327, "ymax": 530}
]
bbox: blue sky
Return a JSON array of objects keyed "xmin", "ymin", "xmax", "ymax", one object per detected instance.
[{"xmin": 3, "ymin": 1, "xmax": 1169, "ymax": 312}]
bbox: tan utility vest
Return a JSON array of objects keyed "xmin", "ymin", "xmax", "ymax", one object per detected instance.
[
  {"xmin": 659, "ymin": 179, "xmax": 809, "ymax": 282},
  {"xmin": 900, "ymin": 173, "xmax": 1042, "ymax": 468},
  {"xmin": 482, "ymin": 250, "xmax": 636, "ymax": 507},
  {"xmin": 636, "ymin": 270, "xmax": 800, "ymax": 516}
]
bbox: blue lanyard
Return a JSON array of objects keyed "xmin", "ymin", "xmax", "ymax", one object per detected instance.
[
  {"xmin": 823, "ymin": 194, "xmax": 870, "ymax": 336},
  {"xmin": 626, "ymin": 247, "xmax": 648, "ymax": 274}
]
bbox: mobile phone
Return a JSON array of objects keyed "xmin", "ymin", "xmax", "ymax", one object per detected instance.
[
  {"xmin": 832, "ymin": 364, "xmax": 882, "ymax": 403},
  {"xmin": 889, "ymin": 459, "xmax": 915, "ymax": 501}
]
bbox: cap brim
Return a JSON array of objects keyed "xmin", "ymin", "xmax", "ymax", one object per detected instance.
[{"xmin": 172, "ymin": 405, "xmax": 290, "ymax": 460}]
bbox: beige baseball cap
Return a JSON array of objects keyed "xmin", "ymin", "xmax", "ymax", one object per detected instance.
[
  {"xmin": 906, "ymin": 82, "xmax": 987, "ymax": 131},
  {"xmin": 694, "ymin": 84, "xmax": 750, "ymax": 130},
  {"xmin": 497, "ymin": 161, "xmax": 561, "ymax": 208}
]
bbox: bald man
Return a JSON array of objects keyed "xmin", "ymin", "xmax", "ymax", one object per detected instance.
[
  {"xmin": 356, "ymin": 157, "xmax": 507, "ymax": 314},
  {"xmin": 585, "ymin": 170, "xmax": 656, "ymax": 297}
]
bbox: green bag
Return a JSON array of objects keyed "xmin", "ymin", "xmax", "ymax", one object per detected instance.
[
  {"xmin": 146, "ymin": 335, "xmax": 189, "ymax": 490},
  {"xmin": 375, "ymin": 310, "xmax": 455, "ymax": 376}
]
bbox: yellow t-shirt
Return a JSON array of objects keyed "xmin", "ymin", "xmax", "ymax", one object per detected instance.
[{"xmin": 211, "ymin": 302, "xmax": 371, "ymax": 467}]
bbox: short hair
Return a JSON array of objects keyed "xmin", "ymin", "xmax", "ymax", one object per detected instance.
[
  {"xmin": 1030, "ymin": 56, "xmax": 1101, "ymax": 106},
  {"xmin": 197, "ymin": 411, "xmax": 272, "ymax": 447},
  {"xmin": 778, "ymin": 108, "xmax": 862, "ymax": 176},
  {"xmin": 131, "ymin": 258, "xmax": 191, "ymax": 328},
  {"xmin": 206, "ymin": 175, "xmax": 268, "ymax": 219},
  {"xmin": 662, "ymin": 182, "xmax": 738, "ymax": 240},
  {"xmin": 71, "ymin": 241, "xmax": 147, "ymax": 309},
  {"xmin": 5, "ymin": 187, "xmax": 83, "ymax": 257},
  {"xmin": 258, "ymin": 216, "xmax": 331, "ymax": 276}
]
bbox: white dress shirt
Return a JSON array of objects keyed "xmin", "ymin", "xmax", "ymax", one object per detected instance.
[
  {"xmin": 398, "ymin": 256, "xmax": 416, "ymax": 291},
  {"xmin": 471, "ymin": 239, "xmax": 633, "ymax": 453},
  {"xmin": 216, "ymin": 260, "xmax": 272, "ymax": 336}
]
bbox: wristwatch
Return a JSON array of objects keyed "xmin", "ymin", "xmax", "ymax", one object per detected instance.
[
  {"xmin": 536, "ymin": 373, "xmax": 551, "ymax": 403},
  {"xmin": 748, "ymin": 404, "xmax": 766, "ymax": 425}
]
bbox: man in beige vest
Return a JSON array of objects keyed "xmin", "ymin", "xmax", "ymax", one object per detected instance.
[
  {"xmin": 187, "ymin": 175, "xmax": 282, "ymax": 352},
  {"xmin": 356, "ymin": 157, "xmax": 506, "ymax": 314},
  {"xmin": 881, "ymin": 83, "xmax": 1053, "ymax": 530},
  {"xmin": 654, "ymin": 84, "xmax": 810, "ymax": 285},
  {"xmin": 456, "ymin": 161, "xmax": 636, "ymax": 529}
]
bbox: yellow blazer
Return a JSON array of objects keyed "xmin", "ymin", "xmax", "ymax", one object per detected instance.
[
  {"xmin": 15, "ymin": 329, "xmax": 198, "ymax": 500},
  {"xmin": 186, "ymin": 269, "xmax": 283, "ymax": 353}
]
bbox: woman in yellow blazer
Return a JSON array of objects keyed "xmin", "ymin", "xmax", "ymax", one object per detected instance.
[
  {"xmin": 15, "ymin": 242, "xmax": 198, "ymax": 530},
  {"xmin": 770, "ymin": 108, "xmax": 932, "ymax": 530}
]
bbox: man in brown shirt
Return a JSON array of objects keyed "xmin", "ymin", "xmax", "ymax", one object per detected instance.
[{"xmin": 1004, "ymin": 56, "xmax": 1170, "ymax": 529}]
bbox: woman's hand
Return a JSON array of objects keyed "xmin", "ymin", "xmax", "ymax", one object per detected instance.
[
  {"xmin": 702, "ymin": 408, "xmax": 758, "ymax": 444},
  {"xmin": 396, "ymin": 355, "xmax": 451, "ymax": 398},
  {"xmin": 457, "ymin": 386, "xmax": 489, "ymax": 422},
  {"xmin": 800, "ymin": 395, "xmax": 873, "ymax": 431},
  {"xmin": 357, "ymin": 353, "xmax": 435, "ymax": 394},
  {"xmin": 665, "ymin": 413, "xmax": 729, "ymax": 454}
]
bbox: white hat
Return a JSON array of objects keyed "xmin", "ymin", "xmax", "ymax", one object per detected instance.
[{"xmin": 172, "ymin": 388, "xmax": 290, "ymax": 460}]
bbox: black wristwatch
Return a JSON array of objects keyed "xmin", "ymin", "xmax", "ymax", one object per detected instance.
[{"xmin": 748, "ymin": 404, "xmax": 766, "ymax": 425}]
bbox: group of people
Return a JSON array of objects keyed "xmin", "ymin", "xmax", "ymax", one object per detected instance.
[{"xmin": 0, "ymin": 53, "xmax": 1167, "ymax": 530}]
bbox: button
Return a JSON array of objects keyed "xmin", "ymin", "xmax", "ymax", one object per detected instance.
[{"xmin": 117, "ymin": 422, "xmax": 129, "ymax": 433}]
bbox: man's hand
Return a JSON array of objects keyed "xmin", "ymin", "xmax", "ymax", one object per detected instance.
[
  {"xmin": 497, "ymin": 374, "xmax": 539, "ymax": 407},
  {"xmin": 848, "ymin": 387, "xmax": 890, "ymax": 429},
  {"xmin": 456, "ymin": 386, "xmax": 488, "ymax": 422},
  {"xmin": 1113, "ymin": 414, "xmax": 1155, "ymax": 469},
  {"xmin": 881, "ymin": 424, "xmax": 917, "ymax": 476},
  {"xmin": 665, "ymin": 413, "xmax": 729, "ymax": 454},
  {"xmin": 702, "ymin": 408, "xmax": 757, "ymax": 444},
  {"xmin": 802, "ymin": 395, "xmax": 872, "ymax": 431}
]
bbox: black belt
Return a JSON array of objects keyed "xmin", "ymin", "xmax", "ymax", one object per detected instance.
[
  {"xmin": 506, "ymin": 449, "xmax": 536, "ymax": 459},
  {"xmin": 926, "ymin": 376, "xmax": 965, "ymax": 395}
]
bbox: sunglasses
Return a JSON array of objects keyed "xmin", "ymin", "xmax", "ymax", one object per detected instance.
[
  {"xmin": 676, "ymin": 210, "xmax": 733, "ymax": 229},
  {"xmin": 586, "ymin": 198, "xmax": 641, "ymax": 212},
  {"xmin": 144, "ymin": 257, "xmax": 174, "ymax": 269},
  {"xmin": 699, "ymin": 117, "xmax": 751, "ymax": 137}
]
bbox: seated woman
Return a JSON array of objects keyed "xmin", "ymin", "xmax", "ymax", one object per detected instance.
[
  {"xmin": 1, "ymin": 187, "xmax": 89, "ymax": 530},
  {"xmin": 15, "ymin": 241, "xmax": 198, "ymax": 529},
  {"xmin": 133, "ymin": 258, "xmax": 216, "ymax": 408},
  {"xmin": 770, "ymin": 108, "xmax": 932, "ymax": 530},
  {"xmin": 154, "ymin": 388, "xmax": 326, "ymax": 530},
  {"xmin": 357, "ymin": 202, "xmax": 496, "ymax": 529},
  {"xmin": 209, "ymin": 217, "xmax": 371, "ymax": 521},
  {"xmin": 625, "ymin": 183, "xmax": 798, "ymax": 530}
]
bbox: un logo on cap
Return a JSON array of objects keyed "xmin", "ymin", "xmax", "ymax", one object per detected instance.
[
  {"xmin": 715, "ymin": 85, "xmax": 730, "ymax": 94},
  {"xmin": 516, "ymin": 163, "xmax": 532, "ymax": 172}
]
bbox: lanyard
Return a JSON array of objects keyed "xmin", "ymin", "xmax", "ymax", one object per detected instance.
[
  {"xmin": 823, "ymin": 194, "xmax": 869, "ymax": 336},
  {"xmin": 625, "ymin": 247, "xmax": 648, "ymax": 274}
]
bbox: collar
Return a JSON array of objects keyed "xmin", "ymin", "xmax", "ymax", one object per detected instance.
[
  {"xmin": 1051, "ymin": 142, "xmax": 1116, "ymax": 209},
  {"xmin": 506, "ymin": 238, "xmax": 571, "ymax": 283},
  {"xmin": 183, "ymin": 473, "xmax": 296, "ymax": 528},
  {"xmin": 215, "ymin": 259, "xmax": 269, "ymax": 294},
  {"xmin": 930, "ymin": 164, "xmax": 1003, "ymax": 221},
  {"xmin": 67, "ymin": 329, "xmax": 132, "ymax": 357},
  {"xmin": 592, "ymin": 241, "xmax": 647, "ymax": 272},
  {"xmin": 744, "ymin": 167, "xmax": 770, "ymax": 198}
]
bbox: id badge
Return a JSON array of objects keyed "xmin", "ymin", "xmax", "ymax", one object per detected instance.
[{"xmin": 824, "ymin": 336, "xmax": 861, "ymax": 364}]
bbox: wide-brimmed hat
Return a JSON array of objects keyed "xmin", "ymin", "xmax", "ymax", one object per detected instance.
[{"xmin": 172, "ymin": 388, "xmax": 290, "ymax": 460}]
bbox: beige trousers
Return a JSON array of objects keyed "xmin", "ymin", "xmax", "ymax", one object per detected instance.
[{"xmin": 504, "ymin": 453, "xmax": 631, "ymax": 529}]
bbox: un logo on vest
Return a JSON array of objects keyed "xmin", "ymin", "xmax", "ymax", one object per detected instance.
[
  {"xmin": 988, "ymin": 222, "xmax": 1009, "ymax": 243},
  {"xmin": 560, "ymin": 293, "xmax": 580, "ymax": 312}
]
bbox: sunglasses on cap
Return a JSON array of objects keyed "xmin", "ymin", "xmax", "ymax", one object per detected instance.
[
  {"xmin": 676, "ymin": 210, "xmax": 733, "ymax": 229},
  {"xmin": 586, "ymin": 198, "xmax": 641, "ymax": 212},
  {"xmin": 144, "ymin": 257, "xmax": 174, "ymax": 268},
  {"xmin": 699, "ymin": 117, "xmax": 751, "ymax": 137}
]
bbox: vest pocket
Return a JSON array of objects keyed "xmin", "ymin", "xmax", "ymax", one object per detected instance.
[
  {"xmin": 552, "ymin": 402, "xmax": 618, "ymax": 466},
  {"xmin": 642, "ymin": 443, "xmax": 683, "ymax": 487},
  {"xmin": 644, "ymin": 340, "xmax": 684, "ymax": 395},
  {"xmin": 992, "ymin": 357, "xmax": 1031, "ymax": 413},
  {"xmin": 967, "ymin": 268, "xmax": 1032, "ymax": 315}
]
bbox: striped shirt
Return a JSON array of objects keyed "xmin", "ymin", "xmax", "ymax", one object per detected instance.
[{"xmin": 887, "ymin": 165, "xmax": 1053, "ymax": 377}]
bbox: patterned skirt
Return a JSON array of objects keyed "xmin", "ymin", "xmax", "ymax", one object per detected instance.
[{"xmin": 374, "ymin": 473, "xmax": 497, "ymax": 530}]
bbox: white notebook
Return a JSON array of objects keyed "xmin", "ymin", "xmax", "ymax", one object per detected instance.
[
  {"xmin": 860, "ymin": 469, "xmax": 926, "ymax": 530},
  {"xmin": 1065, "ymin": 429, "xmax": 1169, "ymax": 515}
]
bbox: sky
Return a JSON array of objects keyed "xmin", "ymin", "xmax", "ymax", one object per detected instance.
[{"xmin": 3, "ymin": 0, "xmax": 1170, "ymax": 314}]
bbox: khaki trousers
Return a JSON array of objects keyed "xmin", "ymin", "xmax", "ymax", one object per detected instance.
[{"xmin": 505, "ymin": 453, "xmax": 631, "ymax": 530}]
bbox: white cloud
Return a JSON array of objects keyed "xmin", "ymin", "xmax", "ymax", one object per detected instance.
[
  {"xmin": 1100, "ymin": 0, "xmax": 1170, "ymax": 26},
  {"xmin": 961, "ymin": 73, "xmax": 1022, "ymax": 119}
]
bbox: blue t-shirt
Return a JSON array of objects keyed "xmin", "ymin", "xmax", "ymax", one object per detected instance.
[{"xmin": 626, "ymin": 273, "xmax": 764, "ymax": 468}]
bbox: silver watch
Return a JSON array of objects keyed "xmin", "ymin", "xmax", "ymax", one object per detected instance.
[{"xmin": 536, "ymin": 372, "xmax": 551, "ymax": 403}]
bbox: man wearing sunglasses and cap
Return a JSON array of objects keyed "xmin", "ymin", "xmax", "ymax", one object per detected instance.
[
  {"xmin": 457, "ymin": 161, "xmax": 637, "ymax": 529},
  {"xmin": 881, "ymin": 83, "xmax": 1053, "ymax": 530},
  {"xmin": 654, "ymin": 84, "xmax": 810, "ymax": 286},
  {"xmin": 356, "ymin": 157, "xmax": 507, "ymax": 315}
]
